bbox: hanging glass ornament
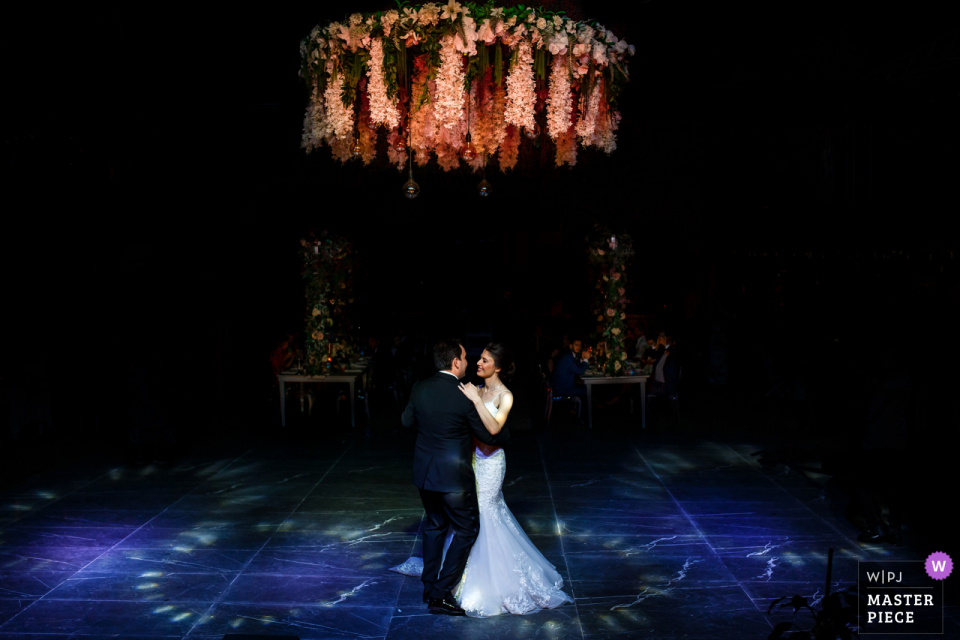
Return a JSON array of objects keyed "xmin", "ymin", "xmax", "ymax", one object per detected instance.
[
  {"xmin": 477, "ymin": 159, "xmax": 491, "ymax": 196},
  {"xmin": 462, "ymin": 134, "xmax": 477, "ymax": 161},
  {"xmin": 403, "ymin": 176, "xmax": 420, "ymax": 198},
  {"xmin": 402, "ymin": 150, "xmax": 420, "ymax": 199},
  {"xmin": 524, "ymin": 122, "xmax": 541, "ymax": 140},
  {"xmin": 394, "ymin": 130, "xmax": 407, "ymax": 152},
  {"xmin": 351, "ymin": 130, "xmax": 363, "ymax": 157}
]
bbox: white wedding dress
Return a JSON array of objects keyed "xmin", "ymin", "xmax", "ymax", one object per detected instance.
[{"xmin": 391, "ymin": 399, "xmax": 573, "ymax": 617}]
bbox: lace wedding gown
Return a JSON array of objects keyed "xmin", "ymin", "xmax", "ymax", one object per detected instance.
[{"xmin": 391, "ymin": 400, "xmax": 573, "ymax": 617}]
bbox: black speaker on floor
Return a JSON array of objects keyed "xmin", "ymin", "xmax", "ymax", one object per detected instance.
[{"xmin": 221, "ymin": 635, "xmax": 299, "ymax": 640}]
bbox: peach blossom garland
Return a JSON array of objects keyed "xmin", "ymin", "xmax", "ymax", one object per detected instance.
[
  {"xmin": 299, "ymin": 3, "xmax": 635, "ymax": 173},
  {"xmin": 366, "ymin": 39, "xmax": 400, "ymax": 130},
  {"xmin": 435, "ymin": 34, "xmax": 466, "ymax": 130},
  {"xmin": 546, "ymin": 55, "xmax": 573, "ymax": 141},
  {"xmin": 323, "ymin": 62, "xmax": 355, "ymax": 142},
  {"xmin": 503, "ymin": 40, "xmax": 536, "ymax": 133}
]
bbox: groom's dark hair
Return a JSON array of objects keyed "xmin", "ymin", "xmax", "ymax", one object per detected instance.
[{"xmin": 433, "ymin": 338, "xmax": 463, "ymax": 371}]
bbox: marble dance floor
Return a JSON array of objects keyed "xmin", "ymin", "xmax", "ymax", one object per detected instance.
[{"xmin": 1, "ymin": 428, "xmax": 956, "ymax": 639}]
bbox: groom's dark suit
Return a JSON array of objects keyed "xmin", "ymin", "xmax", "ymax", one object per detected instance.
[{"xmin": 401, "ymin": 371, "xmax": 510, "ymax": 600}]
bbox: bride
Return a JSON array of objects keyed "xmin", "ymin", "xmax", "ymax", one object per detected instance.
[{"xmin": 392, "ymin": 343, "xmax": 573, "ymax": 617}]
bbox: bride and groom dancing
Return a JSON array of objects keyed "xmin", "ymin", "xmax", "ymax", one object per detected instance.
[{"xmin": 397, "ymin": 338, "xmax": 573, "ymax": 617}]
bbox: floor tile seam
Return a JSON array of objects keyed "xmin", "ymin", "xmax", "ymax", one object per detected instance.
[
  {"xmin": 0, "ymin": 465, "xmax": 129, "ymax": 531},
  {"xmin": 21, "ymin": 597, "xmax": 222, "ymax": 605},
  {"xmin": 536, "ymin": 432, "xmax": 586, "ymax": 640},
  {"xmin": 181, "ymin": 440, "xmax": 355, "ymax": 639},
  {"xmin": 384, "ymin": 513, "xmax": 424, "ymax": 632},
  {"xmin": 629, "ymin": 443, "xmax": 727, "ymax": 564},
  {"xmin": 718, "ymin": 443, "xmax": 871, "ymax": 557},
  {"xmin": 0, "ymin": 447, "xmax": 260, "ymax": 632},
  {"xmin": 30, "ymin": 570, "xmax": 406, "ymax": 578},
  {"xmin": 0, "ymin": 636, "xmax": 196, "ymax": 639},
  {"xmin": 27, "ymin": 597, "xmax": 396, "ymax": 609},
  {"xmin": 628, "ymin": 443, "xmax": 780, "ymax": 631}
]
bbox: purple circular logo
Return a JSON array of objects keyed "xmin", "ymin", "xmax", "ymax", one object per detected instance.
[{"xmin": 925, "ymin": 551, "xmax": 953, "ymax": 580}]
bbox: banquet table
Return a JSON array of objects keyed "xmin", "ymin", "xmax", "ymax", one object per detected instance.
[
  {"xmin": 580, "ymin": 371, "xmax": 650, "ymax": 429},
  {"xmin": 278, "ymin": 360, "xmax": 370, "ymax": 428}
]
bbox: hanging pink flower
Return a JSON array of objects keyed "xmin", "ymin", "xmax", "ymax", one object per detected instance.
[
  {"xmin": 554, "ymin": 127, "xmax": 577, "ymax": 167},
  {"xmin": 499, "ymin": 124, "xmax": 520, "ymax": 170},
  {"xmin": 409, "ymin": 55, "xmax": 437, "ymax": 166},
  {"xmin": 575, "ymin": 82, "xmax": 602, "ymax": 144},
  {"xmin": 546, "ymin": 54, "xmax": 573, "ymax": 140},
  {"xmin": 435, "ymin": 34, "xmax": 466, "ymax": 130},
  {"xmin": 357, "ymin": 89, "xmax": 378, "ymax": 165},
  {"xmin": 324, "ymin": 61, "xmax": 354, "ymax": 140},
  {"xmin": 366, "ymin": 39, "xmax": 400, "ymax": 130},
  {"xmin": 606, "ymin": 308, "xmax": 615, "ymax": 317},
  {"xmin": 504, "ymin": 40, "xmax": 536, "ymax": 132}
]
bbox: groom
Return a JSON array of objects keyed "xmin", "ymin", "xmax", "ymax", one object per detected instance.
[{"xmin": 401, "ymin": 338, "xmax": 510, "ymax": 615}]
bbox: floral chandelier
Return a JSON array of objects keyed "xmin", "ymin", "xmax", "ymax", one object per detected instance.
[{"xmin": 300, "ymin": 1, "xmax": 635, "ymax": 197}]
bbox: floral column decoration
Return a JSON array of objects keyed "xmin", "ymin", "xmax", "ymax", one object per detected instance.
[
  {"xmin": 587, "ymin": 225, "xmax": 634, "ymax": 376},
  {"xmin": 300, "ymin": 231, "xmax": 356, "ymax": 376}
]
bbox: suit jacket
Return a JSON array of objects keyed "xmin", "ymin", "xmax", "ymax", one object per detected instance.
[
  {"xmin": 552, "ymin": 350, "xmax": 588, "ymax": 395},
  {"xmin": 401, "ymin": 372, "xmax": 511, "ymax": 493},
  {"xmin": 652, "ymin": 350, "xmax": 680, "ymax": 396}
]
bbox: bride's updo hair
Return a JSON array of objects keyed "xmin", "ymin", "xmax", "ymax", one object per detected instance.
[{"xmin": 483, "ymin": 343, "xmax": 515, "ymax": 381}]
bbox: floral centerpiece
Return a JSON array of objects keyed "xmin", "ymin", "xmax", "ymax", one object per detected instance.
[
  {"xmin": 587, "ymin": 225, "xmax": 634, "ymax": 376},
  {"xmin": 300, "ymin": 1, "xmax": 634, "ymax": 173},
  {"xmin": 300, "ymin": 231, "xmax": 356, "ymax": 376}
]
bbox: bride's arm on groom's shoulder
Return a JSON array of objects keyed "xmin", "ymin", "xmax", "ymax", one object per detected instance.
[{"xmin": 459, "ymin": 383, "xmax": 512, "ymax": 436}]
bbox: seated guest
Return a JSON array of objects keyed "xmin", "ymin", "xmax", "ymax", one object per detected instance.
[
  {"xmin": 634, "ymin": 327, "xmax": 650, "ymax": 361},
  {"xmin": 637, "ymin": 330, "xmax": 661, "ymax": 374},
  {"xmin": 270, "ymin": 334, "xmax": 296, "ymax": 374},
  {"xmin": 544, "ymin": 344, "xmax": 561, "ymax": 382},
  {"xmin": 648, "ymin": 337, "xmax": 679, "ymax": 397},
  {"xmin": 552, "ymin": 338, "xmax": 590, "ymax": 398},
  {"xmin": 645, "ymin": 331, "xmax": 666, "ymax": 361}
]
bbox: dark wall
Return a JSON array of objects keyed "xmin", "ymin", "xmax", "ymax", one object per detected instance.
[{"xmin": 3, "ymin": 2, "xmax": 958, "ymax": 447}]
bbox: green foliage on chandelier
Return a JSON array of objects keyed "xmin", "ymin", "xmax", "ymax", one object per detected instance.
[
  {"xmin": 586, "ymin": 225, "xmax": 634, "ymax": 377},
  {"xmin": 300, "ymin": 231, "xmax": 356, "ymax": 376}
]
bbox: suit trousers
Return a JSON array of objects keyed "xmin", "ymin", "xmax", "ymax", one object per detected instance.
[{"xmin": 418, "ymin": 487, "xmax": 480, "ymax": 599}]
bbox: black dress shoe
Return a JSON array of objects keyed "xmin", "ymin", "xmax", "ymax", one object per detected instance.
[
  {"xmin": 858, "ymin": 523, "xmax": 886, "ymax": 542},
  {"xmin": 428, "ymin": 596, "xmax": 466, "ymax": 616}
]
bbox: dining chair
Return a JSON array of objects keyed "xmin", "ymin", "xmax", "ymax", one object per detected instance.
[{"xmin": 645, "ymin": 366, "xmax": 682, "ymax": 428}]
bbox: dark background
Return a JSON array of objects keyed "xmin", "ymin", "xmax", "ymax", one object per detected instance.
[{"xmin": 2, "ymin": 2, "xmax": 958, "ymax": 466}]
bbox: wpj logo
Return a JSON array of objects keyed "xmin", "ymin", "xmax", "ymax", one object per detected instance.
[{"xmin": 858, "ymin": 562, "xmax": 943, "ymax": 634}]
